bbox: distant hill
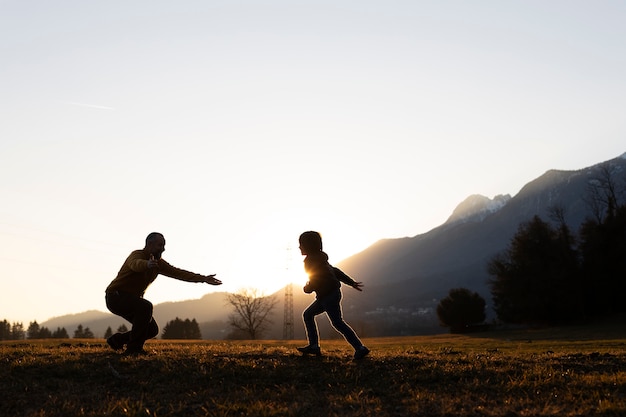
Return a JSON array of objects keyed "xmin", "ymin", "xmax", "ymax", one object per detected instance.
[
  {"xmin": 43, "ymin": 153, "xmax": 626, "ymax": 338},
  {"xmin": 42, "ymin": 292, "xmax": 233, "ymax": 339},
  {"xmin": 40, "ymin": 290, "xmax": 317, "ymax": 340}
]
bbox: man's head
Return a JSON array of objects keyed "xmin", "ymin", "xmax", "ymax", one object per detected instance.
[
  {"xmin": 299, "ymin": 231, "xmax": 323, "ymax": 255},
  {"xmin": 145, "ymin": 232, "xmax": 166, "ymax": 259}
]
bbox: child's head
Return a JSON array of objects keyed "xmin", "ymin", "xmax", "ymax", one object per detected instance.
[{"xmin": 299, "ymin": 231, "xmax": 323, "ymax": 255}]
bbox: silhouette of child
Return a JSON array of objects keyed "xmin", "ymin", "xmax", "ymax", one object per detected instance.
[{"xmin": 297, "ymin": 231, "xmax": 370, "ymax": 360}]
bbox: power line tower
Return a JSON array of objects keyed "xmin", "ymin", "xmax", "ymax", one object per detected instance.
[
  {"xmin": 283, "ymin": 282, "xmax": 294, "ymax": 339},
  {"xmin": 283, "ymin": 245, "xmax": 294, "ymax": 340}
]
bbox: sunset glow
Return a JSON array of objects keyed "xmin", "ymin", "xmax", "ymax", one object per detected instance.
[{"xmin": 1, "ymin": 1, "xmax": 625, "ymax": 323}]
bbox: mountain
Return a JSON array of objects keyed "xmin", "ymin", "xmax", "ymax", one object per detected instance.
[
  {"xmin": 446, "ymin": 194, "xmax": 512, "ymax": 224},
  {"xmin": 42, "ymin": 153, "xmax": 626, "ymax": 338},
  {"xmin": 337, "ymin": 153, "xmax": 626, "ymax": 319}
]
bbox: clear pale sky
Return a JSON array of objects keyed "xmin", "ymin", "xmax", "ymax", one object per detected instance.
[{"xmin": 1, "ymin": 1, "xmax": 625, "ymax": 324}]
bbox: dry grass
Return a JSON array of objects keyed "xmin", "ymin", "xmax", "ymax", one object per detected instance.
[{"xmin": 1, "ymin": 327, "xmax": 625, "ymax": 416}]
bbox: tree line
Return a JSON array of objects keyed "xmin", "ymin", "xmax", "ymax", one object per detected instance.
[
  {"xmin": 438, "ymin": 161, "xmax": 626, "ymax": 331},
  {"xmin": 0, "ymin": 319, "xmax": 202, "ymax": 340},
  {"xmin": 0, "ymin": 320, "xmax": 70, "ymax": 340}
]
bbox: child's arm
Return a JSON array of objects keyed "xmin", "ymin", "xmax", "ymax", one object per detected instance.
[{"xmin": 332, "ymin": 267, "xmax": 364, "ymax": 291}]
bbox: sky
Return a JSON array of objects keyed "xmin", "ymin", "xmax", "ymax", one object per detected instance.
[{"xmin": 1, "ymin": 1, "xmax": 625, "ymax": 325}]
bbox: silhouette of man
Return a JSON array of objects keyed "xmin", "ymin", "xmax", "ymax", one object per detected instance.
[{"xmin": 105, "ymin": 232, "xmax": 221, "ymax": 355}]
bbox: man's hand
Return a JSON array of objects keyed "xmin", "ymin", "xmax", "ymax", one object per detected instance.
[
  {"xmin": 204, "ymin": 274, "xmax": 222, "ymax": 285},
  {"xmin": 351, "ymin": 281, "xmax": 364, "ymax": 291},
  {"xmin": 147, "ymin": 254, "xmax": 159, "ymax": 269}
]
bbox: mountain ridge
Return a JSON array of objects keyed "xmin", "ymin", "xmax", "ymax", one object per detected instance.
[{"xmin": 41, "ymin": 152, "xmax": 626, "ymax": 337}]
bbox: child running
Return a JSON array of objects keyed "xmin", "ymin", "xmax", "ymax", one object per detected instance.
[{"xmin": 297, "ymin": 231, "xmax": 370, "ymax": 360}]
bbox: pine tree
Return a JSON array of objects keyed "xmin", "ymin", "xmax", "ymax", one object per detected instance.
[
  {"xmin": 104, "ymin": 326, "xmax": 113, "ymax": 339},
  {"xmin": 39, "ymin": 327, "xmax": 52, "ymax": 338},
  {"xmin": 162, "ymin": 317, "xmax": 202, "ymax": 339},
  {"xmin": 11, "ymin": 322, "xmax": 25, "ymax": 340},
  {"xmin": 488, "ymin": 216, "xmax": 581, "ymax": 324},
  {"xmin": 52, "ymin": 327, "xmax": 69, "ymax": 338},
  {"xmin": 74, "ymin": 325, "xmax": 85, "ymax": 338},
  {"xmin": 27, "ymin": 321, "xmax": 41, "ymax": 339},
  {"xmin": 0, "ymin": 320, "xmax": 11, "ymax": 340}
]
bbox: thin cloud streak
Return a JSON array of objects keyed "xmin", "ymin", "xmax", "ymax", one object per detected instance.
[{"xmin": 60, "ymin": 101, "xmax": 116, "ymax": 111}]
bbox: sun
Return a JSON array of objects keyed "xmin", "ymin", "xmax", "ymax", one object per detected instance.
[
  {"xmin": 224, "ymin": 207, "xmax": 371, "ymax": 296},
  {"xmin": 226, "ymin": 234, "xmax": 307, "ymax": 296}
]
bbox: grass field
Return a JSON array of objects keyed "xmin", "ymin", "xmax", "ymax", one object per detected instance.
[{"xmin": 1, "ymin": 325, "xmax": 625, "ymax": 416}]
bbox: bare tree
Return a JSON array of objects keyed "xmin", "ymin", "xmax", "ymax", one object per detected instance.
[
  {"xmin": 226, "ymin": 288, "xmax": 278, "ymax": 339},
  {"xmin": 584, "ymin": 162, "xmax": 625, "ymax": 223},
  {"xmin": 548, "ymin": 204, "xmax": 567, "ymax": 228}
]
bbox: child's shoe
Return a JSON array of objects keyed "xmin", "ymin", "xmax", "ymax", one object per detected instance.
[
  {"xmin": 354, "ymin": 346, "xmax": 370, "ymax": 360},
  {"xmin": 297, "ymin": 345, "xmax": 321, "ymax": 356}
]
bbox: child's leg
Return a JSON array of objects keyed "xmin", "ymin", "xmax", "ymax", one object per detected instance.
[
  {"xmin": 302, "ymin": 299, "xmax": 325, "ymax": 347},
  {"xmin": 323, "ymin": 291, "xmax": 364, "ymax": 350}
]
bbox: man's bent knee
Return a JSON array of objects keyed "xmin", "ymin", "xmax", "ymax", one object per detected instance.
[
  {"xmin": 137, "ymin": 298, "xmax": 154, "ymax": 314},
  {"xmin": 147, "ymin": 321, "xmax": 159, "ymax": 339}
]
